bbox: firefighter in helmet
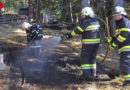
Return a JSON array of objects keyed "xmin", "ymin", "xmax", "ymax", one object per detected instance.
[
  {"xmin": 22, "ymin": 20, "xmax": 43, "ymax": 56},
  {"xmin": 63, "ymin": 7, "xmax": 100, "ymax": 80},
  {"xmin": 107, "ymin": 6, "xmax": 130, "ymax": 86}
]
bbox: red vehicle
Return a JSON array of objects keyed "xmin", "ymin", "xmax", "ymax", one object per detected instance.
[{"xmin": 17, "ymin": 6, "xmax": 29, "ymax": 20}]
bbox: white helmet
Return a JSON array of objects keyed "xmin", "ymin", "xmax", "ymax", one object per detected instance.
[
  {"xmin": 81, "ymin": 7, "xmax": 94, "ymax": 16},
  {"xmin": 22, "ymin": 22, "xmax": 31, "ymax": 30},
  {"xmin": 1, "ymin": 8, "xmax": 5, "ymax": 12},
  {"xmin": 114, "ymin": 6, "xmax": 127, "ymax": 16}
]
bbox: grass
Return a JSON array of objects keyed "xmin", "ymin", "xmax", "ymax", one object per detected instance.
[{"xmin": 11, "ymin": 36, "xmax": 26, "ymax": 43}]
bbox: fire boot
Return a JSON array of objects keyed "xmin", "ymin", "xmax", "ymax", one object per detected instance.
[
  {"xmin": 82, "ymin": 70, "xmax": 94, "ymax": 81},
  {"xmin": 81, "ymin": 71, "xmax": 100, "ymax": 81},
  {"xmin": 123, "ymin": 80, "xmax": 130, "ymax": 87}
]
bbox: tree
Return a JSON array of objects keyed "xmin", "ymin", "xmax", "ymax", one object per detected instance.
[
  {"xmin": 70, "ymin": 0, "xmax": 73, "ymax": 23},
  {"xmin": 1, "ymin": 0, "xmax": 129, "ymax": 25},
  {"xmin": 82, "ymin": 0, "xmax": 90, "ymax": 8},
  {"xmin": 114, "ymin": 0, "xmax": 124, "ymax": 6}
]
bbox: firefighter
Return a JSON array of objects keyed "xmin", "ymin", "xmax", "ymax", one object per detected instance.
[
  {"xmin": 22, "ymin": 20, "xmax": 43, "ymax": 56},
  {"xmin": 107, "ymin": 6, "xmax": 130, "ymax": 86},
  {"xmin": 22, "ymin": 22, "xmax": 32, "ymax": 43},
  {"xmin": 63, "ymin": 7, "xmax": 100, "ymax": 80}
]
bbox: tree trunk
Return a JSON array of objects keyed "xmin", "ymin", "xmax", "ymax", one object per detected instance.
[
  {"xmin": 76, "ymin": 16, "xmax": 79, "ymax": 24},
  {"xmin": 105, "ymin": 0, "xmax": 114, "ymax": 35},
  {"xmin": 28, "ymin": 0, "xmax": 34, "ymax": 21},
  {"xmin": 70, "ymin": 0, "xmax": 74, "ymax": 23},
  {"xmin": 82, "ymin": 0, "xmax": 90, "ymax": 9},
  {"xmin": 36, "ymin": 0, "xmax": 40, "ymax": 23},
  {"xmin": 114, "ymin": 0, "xmax": 124, "ymax": 7}
]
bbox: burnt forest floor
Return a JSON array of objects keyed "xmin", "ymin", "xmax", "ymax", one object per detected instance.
[{"xmin": 0, "ymin": 23, "xmax": 129, "ymax": 90}]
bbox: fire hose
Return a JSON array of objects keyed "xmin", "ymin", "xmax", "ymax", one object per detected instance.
[
  {"xmin": 19, "ymin": 34, "xmax": 38, "ymax": 85},
  {"xmin": 22, "ymin": 34, "xmax": 37, "ymax": 53},
  {"xmin": 61, "ymin": 17, "xmax": 119, "ymax": 79},
  {"xmin": 97, "ymin": 17, "xmax": 119, "ymax": 79},
  {"xmin": 2, "ymin": 52, "xmax": 25, "ymax": 86},
  {"xmin": 14, "ymin": 63, "xmax": 25, "ymax": 85}
]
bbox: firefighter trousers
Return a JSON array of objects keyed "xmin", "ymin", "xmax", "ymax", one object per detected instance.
[
  {"xmin": 29, "ymin": 40, "xmax": 41, "ymax": 57},
  {"xmin": 81, "ymin": 44, "xmax": 99, "ymax": 79},
  {"xmin": 120, "ymin": 52, "xmax": 130, "ymax": 81}
]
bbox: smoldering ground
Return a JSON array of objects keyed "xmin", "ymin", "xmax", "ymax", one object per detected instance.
[
  {"xmin": 2, "ymin": 37, "xmax": 63, "ymax": 85},
  {"xmin": 1, "ymin": 36, "xmax": 120, "ymax": 89}
]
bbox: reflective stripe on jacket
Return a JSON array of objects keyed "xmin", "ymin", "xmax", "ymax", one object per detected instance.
[
  {"xmin": 71, "ymin": 16, "xmax": 100, "ymax": 44},
  {"xmin": 112, "ymin": 17, "xmax": 130, "ymax": 53},
  {"xmin": 123, "ymin": 74, "xmax": 130, "ymax": 81}
]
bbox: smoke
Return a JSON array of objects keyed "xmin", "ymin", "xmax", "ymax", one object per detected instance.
[
  {"xmin": 0, "ymin": 36, "xmax": 62, "ymax": 83},
  {"xmin": 17, "ymin": 37, "xmax": 61, "ymax": 83},
  {"xmin": 41, "ymin": 36, "xmax": 61, "ymax": 55},
  {"xmin": 0, "ymin": 54, "xmax": 7, "ymax": 70},
  {"xmin": 0, "ymin": 37, "xmax": 61, "ymax": 83}
]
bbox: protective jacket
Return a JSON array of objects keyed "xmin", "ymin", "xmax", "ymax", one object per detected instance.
[
  {"xmin": 111, "ymin": 16, "xmax": 130, "ymax": 53},
  {"xmin": 26, "ymin": 24, "xmax": 43, "ymax": 42},
  {"xmin": 71, "ymin": 15, "xmax": 100, "ymax": 44}
]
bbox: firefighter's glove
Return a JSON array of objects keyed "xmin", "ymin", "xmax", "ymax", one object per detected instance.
[
  {"xmin": 107, "ymin": 36, "xmax": 117, "ymax": 43},
  {"xmin": 36, "ymin": 31, "xmax": 39, "ymax": 34},
  {"xmin": 63, "ymin": 33, "xmax": 73, "ymax": 39},
  {"xmin": 109, "ymin": 44, "xmax": 114, "ymax": 50},
  {"xmin": 109, "ymin": 42, "xmax": 117, "ymax": 50},
  {"xmin": 107, "ymin": 36, "xmax": 112, "ymax": 43}
]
